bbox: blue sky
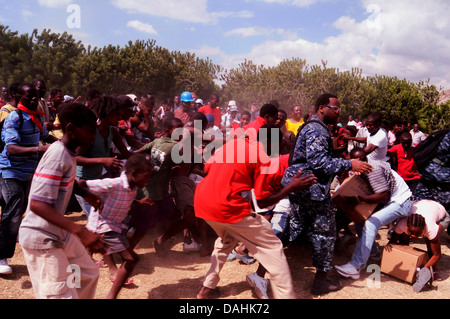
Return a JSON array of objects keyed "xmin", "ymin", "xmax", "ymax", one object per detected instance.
[{"xmin": 1, "ymin": 0, "xmax": 449, "ymax": 90}]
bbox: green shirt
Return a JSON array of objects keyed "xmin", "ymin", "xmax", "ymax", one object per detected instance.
[{"xmin": 140, "ymin": 136, "xmax": 177, "ymax": 201}]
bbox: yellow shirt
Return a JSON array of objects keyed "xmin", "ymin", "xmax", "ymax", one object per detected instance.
[
  {"xmin": 49, "ymin": 115, "xmax": 63, "ymax": 140},
  {"xmin": 0, "ymin": 104, "xmax": 17, "ymax": 122},
  {"xmin": 285, "ymin": 119, "xmax": 304, "ymax": 135}
]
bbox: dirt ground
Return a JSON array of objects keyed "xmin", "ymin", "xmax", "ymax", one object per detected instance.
[{"xmin": 1, "ymin": 211, "xmax": 450, "ymax": 300}]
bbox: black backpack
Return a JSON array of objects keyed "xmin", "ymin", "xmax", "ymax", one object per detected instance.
[
  {"xmin": 412, "ymin": 128, "xmax": 449, "ymax": 170},
  {"xmin": 0, "ymin": 109, "xmax": 24, "ymax": 153}
]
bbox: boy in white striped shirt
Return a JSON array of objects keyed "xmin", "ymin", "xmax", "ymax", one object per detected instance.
[
  {"xmin": 19, "ymin": 103, "xmax": 105, "ymax": 299},
  {"xmin": 335, "ymin": 147, "xmax": 413, "ymax": 280}
]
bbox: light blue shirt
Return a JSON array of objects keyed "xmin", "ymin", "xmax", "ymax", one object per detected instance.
[{"xmin": 0, "ymin": 110, "xmax": 49, "ymax": 181}]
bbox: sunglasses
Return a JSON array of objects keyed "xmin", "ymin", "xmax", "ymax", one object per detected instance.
[{"xmin": 325, "ymin": 105, "xmax": 341, "ymax": 112}]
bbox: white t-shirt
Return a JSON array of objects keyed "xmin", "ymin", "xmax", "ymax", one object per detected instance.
[
  {"xmin": 367, "ymin": 128, "xmax": 389, "ymax": 162},
  {"xmin": 390, "ymin": 170, "xmax": 413, "ymax": 205},
  {"xmin": 410, "ymin": 129, "xmax": 426, "ymax": 146},
  {"xmin": 395, "ymin": 200, "xmax": 446, "ymax": 240},
  {"xmin": 388, "ymin": 130, "xmax": 396, "ymax": 144}
]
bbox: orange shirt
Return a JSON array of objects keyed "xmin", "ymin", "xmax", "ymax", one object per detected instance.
[
  {"xmin": 194, "ymin": 138, "xmax": 272, "ymax": 224},
  {"xmin": 198, "ymin": 105, "xmax": 222, "ymax": 127}
]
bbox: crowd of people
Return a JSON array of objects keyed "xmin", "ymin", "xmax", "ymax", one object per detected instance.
[{"xmin": 0, "ymin": 80, "xmax": 448, "ymax": 299}]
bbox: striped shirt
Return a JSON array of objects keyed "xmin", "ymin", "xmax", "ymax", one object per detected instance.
[
  {"xmin": 86, "ymin": 172, "xmax": 137, "ymax": 234},
  {"xmin": 0, "ymin": 109, "xmax": 49, "ymax": 181},
  {"xmin": 19, "ymin": 141, "xmax": 78, "ymax": 249},
  {"xmin": 366, "ymin": 159, "xmax": 412, "ymax": 205}
]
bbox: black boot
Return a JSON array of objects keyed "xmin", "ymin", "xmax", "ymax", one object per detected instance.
[{"xmin": 310, "ymin": 271, "xmax": 342, "ymax": 295}]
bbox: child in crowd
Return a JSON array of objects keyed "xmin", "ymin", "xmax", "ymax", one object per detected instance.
[
  {"xmin": 18, "ymin": 103, "xmax": 105, "ymax": 299},
  {"xmin": 130, "ymin": 117, "xmax": 183, "ymax": 250},
  {"xmin": 75, "ymin": 95, "xmax": 133, "ymax": 217},
  {"xmin": 79, "ymin": 153, "xmax": 153, "ymax": 299},
  {"xmin": 154, "ymin": 114, "xmax": 211, "ymax": 257},
  {"xmin": 228, "ymin": 111, "xmax": 251, "ymax": 139},
  {"xmin": 388, "ymin": 131, "xmax": 421, "ymax": 195}
]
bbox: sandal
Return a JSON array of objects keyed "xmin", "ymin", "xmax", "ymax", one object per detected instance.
[
  {"xmin": 413, "ymin": 267, "xmax": 432, "ymax": 292},
  {"xmin": 111, "ymin": 277, "xmax": 134, "ymax": 286}
]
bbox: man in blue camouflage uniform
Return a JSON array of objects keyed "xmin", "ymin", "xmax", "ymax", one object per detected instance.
[
  {"xmin": 415, "ymin": 130, "xmax": 450, "ymax": 232},
  {"xmin": 282, "ymin": 93, "xmax": 372, "ymax": 295}
]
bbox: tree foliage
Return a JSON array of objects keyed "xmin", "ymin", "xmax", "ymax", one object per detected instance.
[
  {"xmin": 0, "ymin": 25, "xmax": 447, "ymax": 133},
  {"xmin": 220, "ymin": 59, "xmax": 449, "ymax": 133},
  {"xmin": 0, "ymin": 25, "xmax": 220, "ymax": 102}
]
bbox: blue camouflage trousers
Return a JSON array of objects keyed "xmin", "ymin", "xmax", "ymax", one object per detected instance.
[{"xmin": 289, "ymin": 195, "xmax": 336, "ymax": 273}]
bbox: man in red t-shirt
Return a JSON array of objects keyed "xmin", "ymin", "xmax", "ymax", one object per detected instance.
[
  {"xmin": 194, "ymin": 137, "xmax": 317, "ymax": 299},
  {"xmin": 197, "ymin": 94, "xmax": 222, "ymax": 128},
  {"xmin": 244, "ymin": 103, "xmax": 278, "ymax": 141},
  {"xmin": 388, "ymin": 131, "xmax": 421, "ymax": 194}
]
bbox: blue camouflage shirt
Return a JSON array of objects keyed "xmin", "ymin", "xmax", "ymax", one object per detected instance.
[{"xmin": 281, "ymin": 114, "xmax": 352, "ymax": 201}]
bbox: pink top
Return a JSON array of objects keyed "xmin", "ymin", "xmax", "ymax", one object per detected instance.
[{"xmin": 395, "ymin": 200, "xmax": 446, "ymax": 240}]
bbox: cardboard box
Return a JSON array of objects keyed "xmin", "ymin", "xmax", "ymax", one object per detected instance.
[
  {"xmin": 380, "ymin": 244, "xmax": 429, "ymax": 284},
  {"xmin": 332, "ymin": 174, "xmax": 378, "ymax": 223}
]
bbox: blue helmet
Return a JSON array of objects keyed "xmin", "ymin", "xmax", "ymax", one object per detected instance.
[{"xmin": 180, "ymin": 91, "xmax": 194, "ymax": 102}]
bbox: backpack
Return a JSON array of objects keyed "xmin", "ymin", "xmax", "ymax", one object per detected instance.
[
  {"xmin": 412, "ymin": 128, "xmax": 449, "ymax": 170},
  {"xmin": 0, "ymin": 108, "xmax": 24, "ymax": 153}
]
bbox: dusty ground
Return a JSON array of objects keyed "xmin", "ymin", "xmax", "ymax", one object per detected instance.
[{"xmin": 1, "ymin": 211, "xmax": 450, "ymax": 300}]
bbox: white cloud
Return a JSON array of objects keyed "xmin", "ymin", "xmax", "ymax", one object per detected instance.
[
  {"xmin": 37, "ymin": 0, "xmax": 72, "ymax": 8},
  {"xmin": 225, "ymin": 26, "xmax": 297, "ymax": 40},
  {"xmin": 207, "ymin": 0, "xmax": 450, "ymax": 89},
  {"xmin": 21, "ymin": 9, "xmax": 33, "ymax": 21},
  {"xmin": 194, "ymin": 45, "xmax": 224, "ymax": 57},
  {"xmin": 126, "ymin": 20, "xmax": 158, "ymax": 35},
  {"xmin": 112, "ymin": 0, "xmax": 253, "ymax": 24},
  {"xmin": 225, "ymin": 27, "xmax": 273, "ymax": 37},
  {"xmin": 256, "ymin": 0, "xmax": 331, "ymax": 7}
]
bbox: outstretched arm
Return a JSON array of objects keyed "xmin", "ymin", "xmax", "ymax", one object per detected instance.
[{"xmin": 258, "ymin": 171, "xmax": 317, "ymax": 209}]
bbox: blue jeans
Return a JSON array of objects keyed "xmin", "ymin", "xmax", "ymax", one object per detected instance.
[
  {"xmin": 0, "ymin": 178, "xmax": 30, "ymax": 259},
  {"xmin": 271, "ymin": 211, "xmax": 290, "ymax": 246},
  {"xmin": 351, "ymin": 198, "xmax": 413, "ymax": 269}
]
